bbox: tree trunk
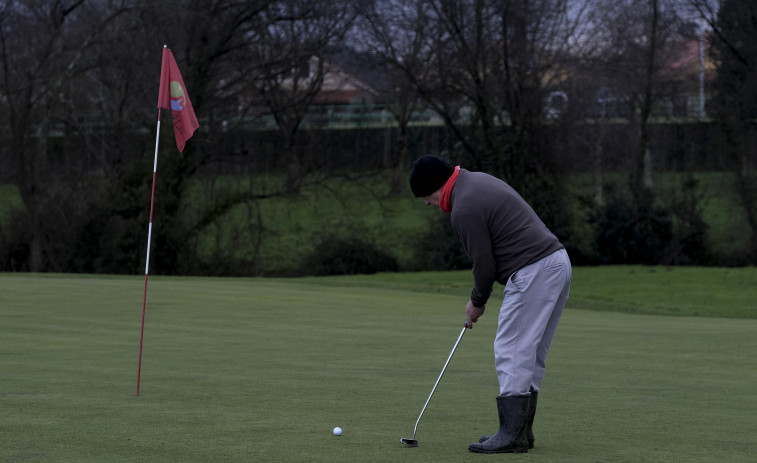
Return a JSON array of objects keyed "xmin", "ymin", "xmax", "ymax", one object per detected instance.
[
  {"xmin": 643, "ymin": 147, "xmax": 654, "ymax": 189},
  {"xmin": 27, "ymin": 117, "xmax": 50, "ymax": 272},
  {"xmin": 594, "ymin": 102, "xmax": 607, "ymax": 207},
  {"xmin": 631, "ymin": 0, "xmax": 658, "ymax": 206},
  {"xmin": 594, "ymin": 140, "xmax": 603, "ymax": 207},
  {"xmin": 390, "ymin": 123, "xmax": 408, "ymax": 196}
]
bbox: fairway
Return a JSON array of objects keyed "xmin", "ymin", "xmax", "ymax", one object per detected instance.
[{"xmin": 1, "ymin": 269, "xmax": 756, "ymax": 462}]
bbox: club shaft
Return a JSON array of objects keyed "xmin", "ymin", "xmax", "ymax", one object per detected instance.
[{"xmin": 412, "ymin": 325, "xmax": 466, "ymax": 438}]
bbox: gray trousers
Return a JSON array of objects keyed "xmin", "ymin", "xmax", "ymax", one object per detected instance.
[{"xmin": 494, "ymin": 249, "xmax": 571, "ymax": 396}]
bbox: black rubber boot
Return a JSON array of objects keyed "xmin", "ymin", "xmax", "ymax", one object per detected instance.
[
  {"xmin": 468, "ymin": 395, "xmax": 529, "ymax": 454},
  {"xmin": 524, "ymin": 390, "xmax": 538, "ymax": 449},
  {"xmin": 479, "ymin": 389, "xmax": 538, "ymax": 449}
]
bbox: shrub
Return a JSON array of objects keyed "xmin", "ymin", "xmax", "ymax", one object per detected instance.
[
  {"xmin": 300, "ymin": 235, "xmax": 399, "ymax": 276},
  {"xmin": 591, "ymin": 177, "xmax": 713, "ymax": 266},
  {"xmin": 410, "ymin": 216, "xmax": 471, "ymax": 271},
  {"xmin": 665, "ymin": 176, "xmax": 711, "ymax": 265},
  {"xmin": 592, "ymin": 191, "xmax": 673, "ymax": 264}
]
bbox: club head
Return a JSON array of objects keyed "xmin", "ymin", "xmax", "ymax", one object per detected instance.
[{"xmin": 400, "ymin": 438, "xmax": 418, "ymax": 447}]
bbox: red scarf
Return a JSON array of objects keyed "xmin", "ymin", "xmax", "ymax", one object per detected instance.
[{"xmin": 439, "ymin": 166, "xmax": 460, "ymax": 213}]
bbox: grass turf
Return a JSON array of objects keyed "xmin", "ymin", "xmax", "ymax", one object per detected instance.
[{"xmin": 1, "ymin": 268, "xmax": 756, "ymax": 462}]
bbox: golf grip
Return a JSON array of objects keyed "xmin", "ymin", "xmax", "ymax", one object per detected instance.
[{"xmin": 411, "ymin": 324, "xmax": 467, "ymax": 438}]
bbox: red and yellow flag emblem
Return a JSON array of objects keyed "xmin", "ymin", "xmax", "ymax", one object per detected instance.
[{"xmin": 157, "ymin": 47, "xmax": 199, "ymax": 152}]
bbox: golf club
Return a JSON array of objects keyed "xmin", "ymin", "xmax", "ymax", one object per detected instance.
[{"xmin": 401, "ymin": 322, "xmax": 467, "ymax": 447}]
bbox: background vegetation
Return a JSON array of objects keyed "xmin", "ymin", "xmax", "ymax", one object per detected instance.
[{"xmin": 1, "ymin": 0, "xmax": 755, "ymax": 277}]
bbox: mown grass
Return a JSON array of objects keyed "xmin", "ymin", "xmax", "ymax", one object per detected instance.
[
  {"xmin": 299, "ymin": 265, "xmax": 757, "ymax": 319},
  {"xmin": 1, "ymin": 268, "xmax": 756, "ymax": 462}
]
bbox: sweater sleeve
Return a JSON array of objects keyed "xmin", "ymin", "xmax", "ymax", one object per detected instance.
[{"xmin": 452, "ymin": 212, "xmax": 495, "ymax": 307}]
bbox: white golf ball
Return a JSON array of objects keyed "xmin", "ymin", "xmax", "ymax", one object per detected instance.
[{"xmin": 333, "ymin": 426, "xmax": 342, "ymax": 436}]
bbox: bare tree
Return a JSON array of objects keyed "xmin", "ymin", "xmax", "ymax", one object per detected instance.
[
  {"xmin": 354, "ymin": 0, "xmax": 429, "ymax": 195},
  {"xmin": 0, "ymin": 0, "xmax": 133, "ymax": 271},
  {"xmin": 251, "ymin": 1, "xmax": 357, "ymax": 192},
  {"xmin": 694, "ymin": 0, "xmax": 757, "ymax": 260},
  {"xmin": 104, "ymin": 0, "xmax": 359, "ymax": 273},
  {"xmin": 357, "ymin": 0, "xmax": 591, "ymax": 239},
  {"xmin": 0, "ymin": 0, "xmax": 356, "ymax": 273},
  {"xmin": 587, "ymin": 0, "xmax": 688, "ymax": 206}
]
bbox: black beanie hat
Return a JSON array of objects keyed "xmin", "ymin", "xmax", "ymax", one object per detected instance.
[{"xmin": 409, "ymin": 155, "xmax": 455, "ymax": 197}]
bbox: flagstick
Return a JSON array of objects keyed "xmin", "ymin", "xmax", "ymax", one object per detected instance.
[{"xmin": 137, "ymin": 109, "xmax": 162, "ymax": 396}]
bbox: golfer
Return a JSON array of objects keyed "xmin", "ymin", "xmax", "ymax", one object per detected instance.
[{"xmin": 409, "ymin": 154, "xmax": 571, "ymax": 454}]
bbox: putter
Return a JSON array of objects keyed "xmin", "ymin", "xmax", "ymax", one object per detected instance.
[{"xmin": 401, "ymin": 323, "xmax": 467, "ymax": 447}]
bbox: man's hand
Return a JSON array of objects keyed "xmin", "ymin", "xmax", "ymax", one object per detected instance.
[{"xmin": 465, "ymin": 300, "xmax": 485, "ymax": 329}]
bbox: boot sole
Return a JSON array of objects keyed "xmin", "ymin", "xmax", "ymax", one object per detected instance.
[
  {"xmin": 468, "ymin": 445, "xmax": 528, "ymax": 454},
  {"xmin": 479, "ymin": 436, "xmax": 534, "ymax": 448}
]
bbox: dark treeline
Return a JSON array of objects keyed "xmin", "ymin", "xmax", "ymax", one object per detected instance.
[{"xmin": 1, "ymin": 0, "xmax": 755, "ymax": 275}]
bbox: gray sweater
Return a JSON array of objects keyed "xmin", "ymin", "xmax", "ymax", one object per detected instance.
[{"xmin": 449, "ymin": 169, "xmax": 564, "ymax": 307}]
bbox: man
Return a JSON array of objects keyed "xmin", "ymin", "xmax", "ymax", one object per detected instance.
[{"xmin": 409, "ymin": 154, "xmax": 571, "ymax": 454}]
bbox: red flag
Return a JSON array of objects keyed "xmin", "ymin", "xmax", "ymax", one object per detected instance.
[{"xmin": 157, "ymin": 47, "xmax": 199, "ymax": 152}]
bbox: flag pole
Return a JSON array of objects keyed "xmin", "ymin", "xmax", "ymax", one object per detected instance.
[
  {"xmin": 137, "ymin": 107, "xmax": 162, "ymax": 397},
  {"xmin": 138, "ymin": 44, "xmax": 198, "ymax": 395}
]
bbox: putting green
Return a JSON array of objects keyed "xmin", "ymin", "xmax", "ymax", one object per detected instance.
[{"xmin": 0, "ymin": 271, "xmax": 755, "ymax": 462}]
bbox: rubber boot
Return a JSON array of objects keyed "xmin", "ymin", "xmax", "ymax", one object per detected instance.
[
  {"xmin": 468, "ymin": 395, "xmax": 529, "ymax": 454},
  {"xmin": 524, "ymin": 390, "xmax": 538, "ymax": 449},
  {"xmin": 479, "ymin": 389, "xmax": 538, "ymax": 449}
]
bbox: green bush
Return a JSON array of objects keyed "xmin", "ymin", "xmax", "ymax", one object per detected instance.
[
  {"xmin": 411, "ymin": 215, "xmax": 471, "ymax": 271},
  {"xmin": 591, "ymin": 177, "xmax": 712, "ymax": 266},
  {"xmin": 666, "ymin": 176, "xmax": 711, "ymax": 265},
  {"xmin": 300, "ymin": 235, "xmax": 399, "ymax": 276},
  {"xmin": 592, "ymin": 192, "xmax": 673, "ymax": 265}
]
